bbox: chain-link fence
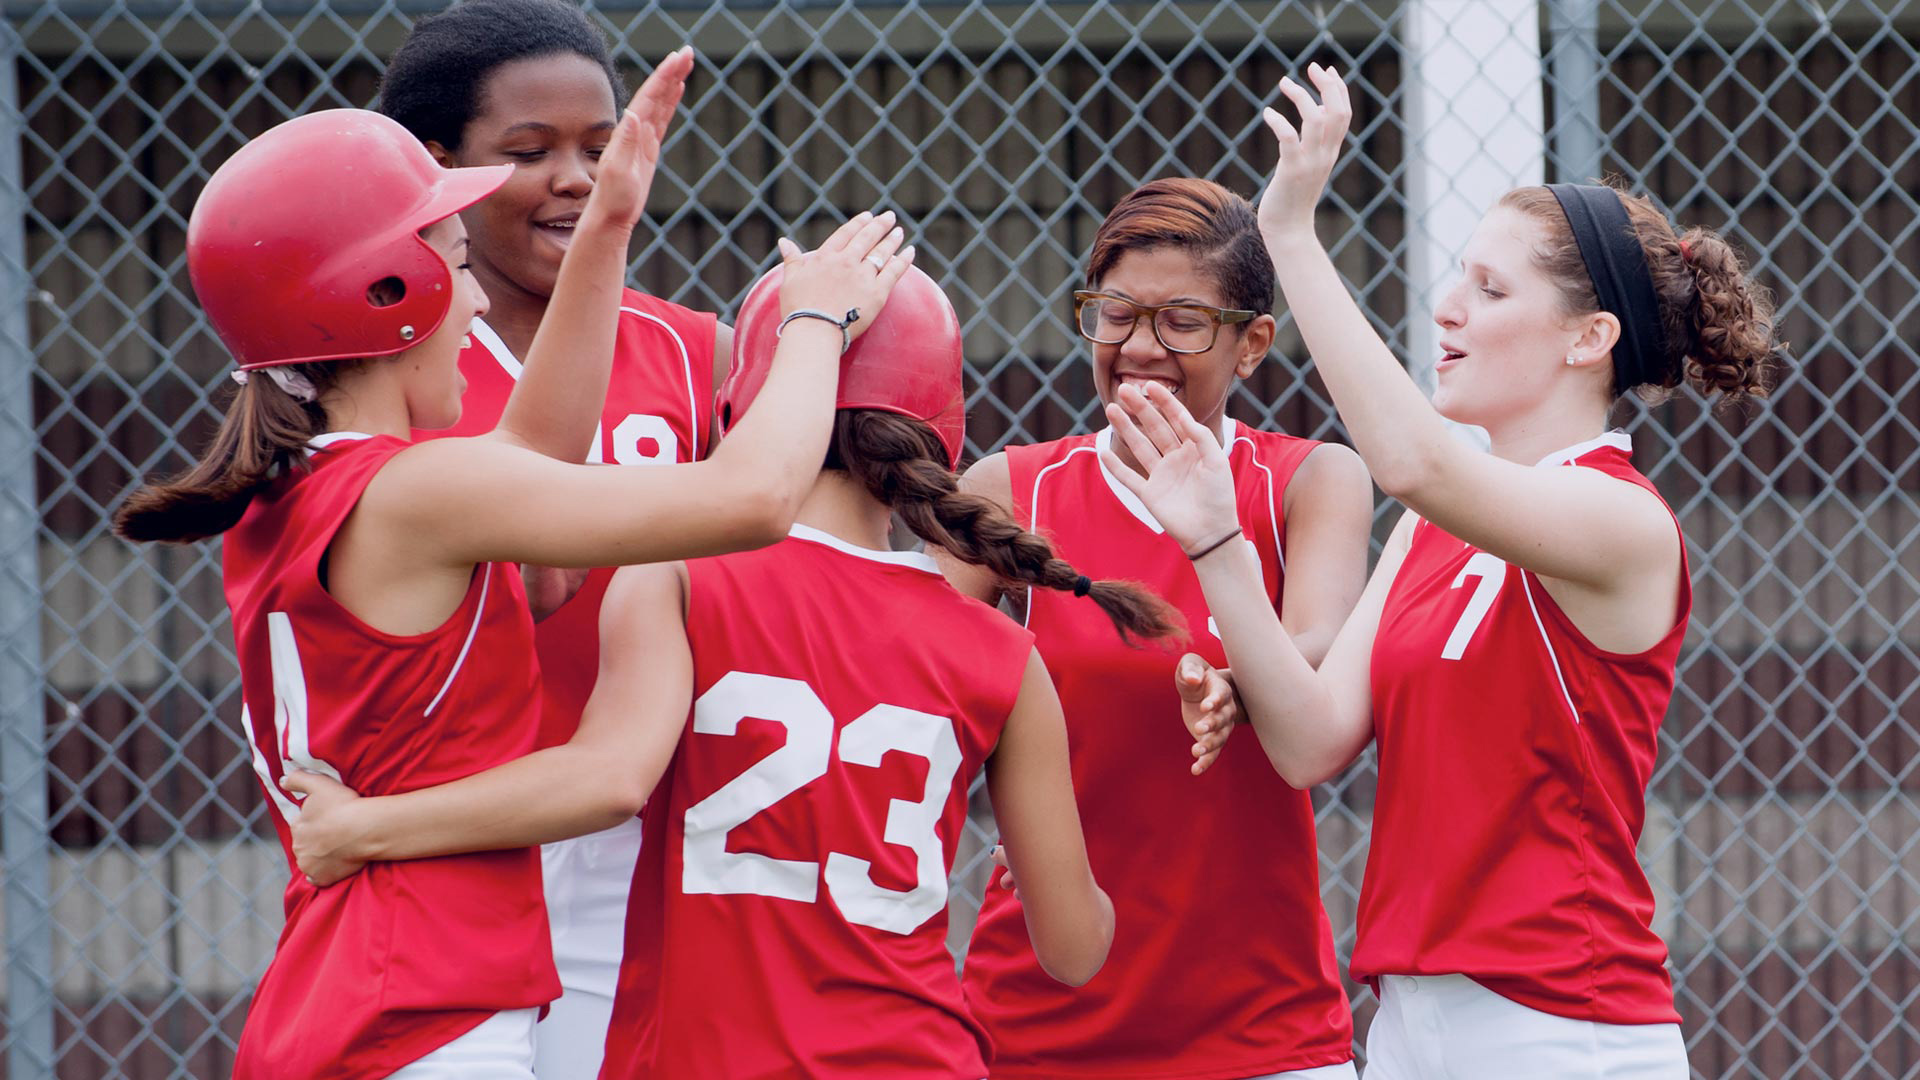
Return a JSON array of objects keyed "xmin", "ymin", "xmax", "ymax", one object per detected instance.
[{"xmin": 1, "ymin": 1, "xmax": 1914, "ymax": 1077}]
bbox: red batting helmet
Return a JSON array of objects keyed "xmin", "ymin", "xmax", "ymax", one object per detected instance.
[
  {"xmin": 186, "ymin": 109, "xmax": 511, "ymax": 370},
  {"xmin": 720, "ymin": 264, "xmax": 966, "ymax": 468}
]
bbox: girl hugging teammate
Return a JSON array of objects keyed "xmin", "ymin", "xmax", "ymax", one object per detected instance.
[
  {"xmin": 281, "ymin": 265, "xmax": 1174, "ymax": 1077},
  {"xmin": 116, "ymin": 50, "xmax": 916, "ymax": 1077}
]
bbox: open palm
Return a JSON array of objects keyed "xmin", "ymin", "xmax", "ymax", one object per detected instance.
[
  {"xmin": 589, "ymin": 46, "xmax": 694, "ymax": 232},
  {"xmin": 1099, "ymin": 383, "xmax": 1241, "ymax": 554}
]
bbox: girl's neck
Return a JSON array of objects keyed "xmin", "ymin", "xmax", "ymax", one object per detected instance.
[
  {"xmin": 321, "ymin": 365, "xmax": 413, "ymax": 440},
  {"xmin": 793, "ymin": 470, "xmax": 895, "ymax": 551},
  {"xmin": 1483, "ymin": 396, "xmax": 1612, "ymax": 466}
]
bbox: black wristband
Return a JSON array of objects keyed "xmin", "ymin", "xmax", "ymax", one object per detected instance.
[{"xmin": 1184, "ymin": 530, "xmax": 1242, "ymax": 562}]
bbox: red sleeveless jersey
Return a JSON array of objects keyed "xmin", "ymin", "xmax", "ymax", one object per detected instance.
[
  {"xmin": 964, "ymin": 422, "xmax": 1354, "ymax": 1078},
  {"xmin": 223, "ymin": 433, "xmax": 559, "ymax": 1079},
  {"xmin": 415, "ymin": 290, "xmax": 717, "ymax": 746},
  {"xmin": 601, "ymin": 526, "xmax": 1036, "ymax": 1078},
  {"xmin": 1352, "ymin": 432, "xmax": 1688, "ymax": 1025}
]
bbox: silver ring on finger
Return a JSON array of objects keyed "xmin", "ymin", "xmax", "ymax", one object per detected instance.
[{"xmin": 865, "ymin": 255, "xmax": 886, "ymax": 271}]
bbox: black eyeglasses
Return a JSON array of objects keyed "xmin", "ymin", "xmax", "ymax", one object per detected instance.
[{"xmin": 1072, "ymin": 291, "xmax": 1257, "ymax": 355}]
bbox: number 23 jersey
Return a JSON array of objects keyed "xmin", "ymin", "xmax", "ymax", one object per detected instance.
[{"xmin": 601, "ymin": 526, "xmax": 1037, "ymax": 1079}]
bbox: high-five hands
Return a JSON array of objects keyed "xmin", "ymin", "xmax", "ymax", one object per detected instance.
[
  {"xmin": 584, "ymin": 46, "xmax": 695, "ymax": 233},
  {"xmin": 1256, "ymin": 61, "xmax": 1353, "ymax": 246}
]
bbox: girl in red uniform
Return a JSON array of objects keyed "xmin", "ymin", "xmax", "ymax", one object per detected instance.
[
  {"xmin": 378, "ymin": 5, "xmax": 734, "ymax": 1072},
  {"xmin": 949, "ymin": 178, "xmax": 1370, "ymax": 1080},
  {"xmin": 113, "ymin": 57, "xmax": 917, "ymax": 1077},
  {"xmin": 1103, "ymin": 66, "xmax": 1777, "ymax": 1077},
  {"xmin": 281, "ymin": 265, "xmax": 1165, "ymax": 1078}
]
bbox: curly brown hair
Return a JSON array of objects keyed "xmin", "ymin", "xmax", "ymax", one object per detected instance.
[{"xmin": 1500, "ymin": 182, "xmax": 1780, "ymax": 407}]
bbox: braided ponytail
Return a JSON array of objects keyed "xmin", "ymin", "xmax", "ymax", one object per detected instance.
[{"xmin": 828, "ymin": 410, "xmax": 1185, "ymax": 645}]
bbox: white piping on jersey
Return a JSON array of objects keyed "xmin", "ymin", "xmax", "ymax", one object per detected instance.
[
  {"xmin": 1093, "ymin": 427, "xmax": 1165, "ymax": 533},
  {"xmin": 307, "ymin": 431, "xmax": 375, "ymax": 449},
  {"xmin": 1025, "ymin": 444, "xmax": 1103, "ymax": 628},
  {"xmin": 469, "ymin": 317, "xmax": 521, "ymax": 380},
  {"xmin": 619, "ymin": 307, "xmax": 701, "ymax": 458},
  {"xmin": 1535, "ymin": 429, "xmax": 1631, "ymax": 467},
  {"xmin": 788, "ymin": 523, "xmax": 942, "ymax": 574},
  {"xmin": 1519, "ymin": 572, "xmax": 1583, "ymax": 725},
  {"xmin": 468, "ymin": 307, "xmax": 702, "ymax": 461},
  {"xmin": 424, "ymin": 569, "xmax": 491, "ymax": 717},
  {"xmin": 1224, "ymin": 420, "xmax": 1286, "ymax": 574}
]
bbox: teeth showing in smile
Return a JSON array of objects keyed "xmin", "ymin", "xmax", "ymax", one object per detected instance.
[{"xmin": 1118, "ymin": 374, "xmax": 1179, "ymax": 394}]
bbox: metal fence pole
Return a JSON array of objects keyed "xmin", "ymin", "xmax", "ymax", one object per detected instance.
[
  {"xmin": 1399, "ymin": 0, "xmax": 1545, "ymax": 399},
  {"xmin": 1545, "ymin": 0, "xmax": 1605, "ymax": 183},
  {"xmin": 0, "ymin": 14, "xmax": 54, "ymax": 1079}
]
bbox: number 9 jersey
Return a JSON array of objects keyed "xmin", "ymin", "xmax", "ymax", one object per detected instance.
[{"xmin": 600, "ymin": 525, "xmax": 1037, "ymax": 1079}]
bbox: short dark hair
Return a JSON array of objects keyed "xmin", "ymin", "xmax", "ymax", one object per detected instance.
[
  {"xmin": 378, "ymin": 0, "xmax": 626, "ymax": 153},
  {"xmin": 1085, "ymin": 177, "xmax": 1276, "ymax": 316}
]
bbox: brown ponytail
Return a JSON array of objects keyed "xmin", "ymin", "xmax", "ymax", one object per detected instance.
[
  {"xmin": 827, "ymin": 410, "xmax": 1186, "ymax": 645},
  {"xmin": 113, "ymin": 361, "xmax": 350, "ymax": 544},
  {"xmin": 1500, "ymin": 182, "xmax": 1781, "ymax": 407}
]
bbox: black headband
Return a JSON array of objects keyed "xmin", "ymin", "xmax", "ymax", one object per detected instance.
[{"xmin": 1545, "ymin": 184, "xmax": 1667, "ymax": 392}]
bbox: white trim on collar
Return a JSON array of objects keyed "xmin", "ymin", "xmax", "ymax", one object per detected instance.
[
  {"xmin": 1093, "ymin": 417, "xmax": 1237, "ymax": 534},
  {"xmin": 788, "ymin": 523, "xmax": 941, "ymax": 573},
  {"xmin": 468, "ymin": 317, "xmax": 521, "ymax": 380},
  {"xmin": 1534, "ymin": 429, "xmax": 1631, "ymax": 467},
  {"xmin": 308, "ymin": 431, "xmax": 376, "ymax": 449}
]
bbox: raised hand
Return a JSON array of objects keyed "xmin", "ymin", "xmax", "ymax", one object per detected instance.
[
  {"xmin": 1177, "ymin": 654, "xmax": 1241, "ymax": 776},
  {"xmin": 775, "ymin": 210, "xmax": 916, "ymax": 345},
  {"xmin": 583, "ymin": 45, "xmax": 695, "ymax": 233},
  {"xmin": 1255, "ymin": 61, "xmax": 1353, "ymax": 245},
  {"xmin": 1098, "ymin": 381, "xmax": 1241, "ymax": 555},
  {"xmin": 280, "ymin": 769, "xmax": 370, "ymax": 887}
]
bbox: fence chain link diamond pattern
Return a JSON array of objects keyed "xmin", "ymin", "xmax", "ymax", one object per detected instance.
[{"xmin": 0, "ymin": 2, "xmax": 1913, "ymax": 1077}]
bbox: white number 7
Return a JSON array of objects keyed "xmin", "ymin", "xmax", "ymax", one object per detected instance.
[{"xmin": 1441, "ymin": 553, "xmax": 1507, "ymax": 660}]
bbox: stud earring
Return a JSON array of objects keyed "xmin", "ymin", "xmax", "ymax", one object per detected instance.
[{"xmin": 1565, "ymin": 354, "xmax": 1579, "ymax": 366}]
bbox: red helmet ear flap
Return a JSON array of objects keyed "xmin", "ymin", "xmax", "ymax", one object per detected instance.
[
  {"xmin": 719, "ymin": 264, "xmax": 966, "ymax": 468},
  {"xmin": 187, "ymin": 109, "xmax": 511, "ymax": 370}
]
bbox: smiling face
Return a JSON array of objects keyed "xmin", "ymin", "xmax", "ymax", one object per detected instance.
[
  {"xmin": 396, "ymin": 216, "xmax": 488, "ymax": 430},
  {"xmin": 434, "ymin": 51, "xmax": 618, "ymax": 311},
  {"xmin": 1088, "ymin": 245, "xmax": 1273, "ymax": 435},
  {"xmin": 1431, "ymin": 204, "xmax": 1609, "ymax": 430}
]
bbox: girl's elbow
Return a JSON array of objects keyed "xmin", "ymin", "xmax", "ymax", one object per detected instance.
[
  {"xmin": 1269, "ymin": 745, "xmax": 1346, "ymax": 790},
  {"xmin": 1370, "ymin": 454, "xmax": 1435, "ymax": 502},
  {"xmin": 717, "ymin": 484, "xmax": 794, "ymax": 550},
  {"xmin": 1039, "ymin": 890, "xmax": 1115, "ymax": 987}
]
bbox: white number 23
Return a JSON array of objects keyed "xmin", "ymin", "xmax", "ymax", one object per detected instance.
[{"xmin": 680, "ymin": 671, "xmax": 962, "ymax": 935}]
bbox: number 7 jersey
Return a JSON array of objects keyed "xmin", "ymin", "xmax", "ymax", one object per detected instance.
[
  {"xmin": 601, "ymin": 525, "xmax": 1037, "ymax": 1079},
  {"xmin": 1354, "ymin": 432, "xmax": 1690, "ymax": 1025}
]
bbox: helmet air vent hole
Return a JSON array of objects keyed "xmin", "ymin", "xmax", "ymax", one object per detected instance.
[{"xmin": 366, "ymin": 276, "xmax": 407, "ymax": 308}]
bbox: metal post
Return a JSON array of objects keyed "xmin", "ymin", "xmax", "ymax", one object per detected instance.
[
  {"xmin": 1546, "ymin": 0, "xmax": 1606, "ymax": 183},
  {"xmin": 0, "ymin": 15, "xmax": 55, "ymax": 1080},
  {"xmin": 1400, "ymin": 0, "xmax": 1547, "ymax": 406}
]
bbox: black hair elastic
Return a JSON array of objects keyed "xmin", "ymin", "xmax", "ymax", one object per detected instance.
[
  {"xmin": 1072, "ymin": 575, "xmax": 1092, "ymax": 598},
  {"xmin": 1545, "ymin": 184, "xmax": 1668, "ymax": 393}
]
